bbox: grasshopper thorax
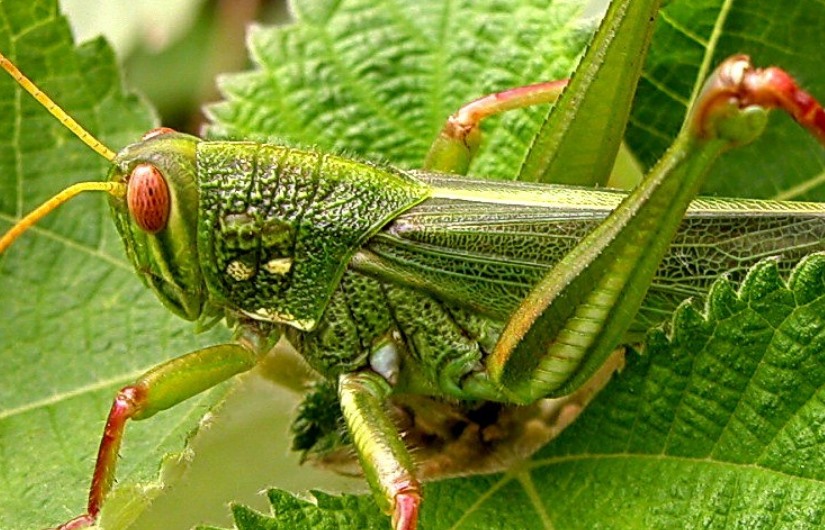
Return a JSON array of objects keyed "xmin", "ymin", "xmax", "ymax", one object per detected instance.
[{"xmin": 108, "ymin": 130, "xmax": 206, "ymax": 320}]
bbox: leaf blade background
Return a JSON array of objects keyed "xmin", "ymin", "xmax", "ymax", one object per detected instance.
[
  {"xmin": 1, "ymin": 0, "xmax": 824, "ymax": 529},
  {"xmin": 0, "ymin": 1, "xmax": 232, "ymax": 527}
]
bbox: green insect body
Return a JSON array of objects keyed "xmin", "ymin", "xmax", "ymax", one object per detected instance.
[
  {"xmin": 4, "ymin": 70, "xmax": 825, "ymax": 530},
  {"xmin": 111, "ymin": 132, "xmax": 825, "ymax": 406}
]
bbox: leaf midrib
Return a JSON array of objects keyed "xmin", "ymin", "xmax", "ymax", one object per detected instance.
[{"xmin": 0, "ymin": 368, "xmax": 142, "ymax": 420}]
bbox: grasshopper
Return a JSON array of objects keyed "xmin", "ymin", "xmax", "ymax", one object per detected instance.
[{"xmin": 3, "ymin": 1, "xmax": 825, "ymax": 529}]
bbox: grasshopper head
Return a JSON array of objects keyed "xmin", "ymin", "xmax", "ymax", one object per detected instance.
[
  {"xmin": 0, "ymin": 55, "xmax": 207, "ymax": 321},
  {"xmin": 108, "ymin": 129, "xmax": 206, "ymax": 320}
]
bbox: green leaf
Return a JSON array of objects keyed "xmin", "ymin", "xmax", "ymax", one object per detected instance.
[
  {"xmin": 199, "ymin": 490, "xmax": 388, "ymax": 530},
  {"xmin": 0, "ymin": 1, "xmax": 231, "ymax": 529},
  {"xmin": 513, "ymin": 255, "xmax": 825, "ymax": 528},
  {"xmin": 206, "ymin": 0, "xmax": 591, "ymax": 180},
  {"xmin": 627, "ymin": 0, "xmax": 825, "ymax": 200}
]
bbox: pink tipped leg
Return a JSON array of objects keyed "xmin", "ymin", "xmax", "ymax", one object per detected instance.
[
  {"xmin": 393, "ymin": 488, "xmax": 422, "ymax": 530},
  {"xmin": 338, "ymin": 372, "xmax": 423, "ymax": 530},
  {"xmin": 53, "ymin": 341, "xmax": 259, "ymax": 530},
  {"xmin": 55, "ymin": 385, "xmax": 145, "ymax": 530},
  {"xmin": 740, "ymin": 63, "xmax": 825, "ymax": 145},
  {"xmin": 424, "ymin": 79, "xmax": 569, "ymax": 174}
]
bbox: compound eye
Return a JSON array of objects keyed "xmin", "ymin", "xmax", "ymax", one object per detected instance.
[{"xmin": 127, "ymin": 163, "xmax": 170, "ymax": 233}]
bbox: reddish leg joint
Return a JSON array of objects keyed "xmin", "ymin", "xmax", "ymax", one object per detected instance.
[
  {"xmin": 425, "ymin": 79, "xmax": 569, "ymax": 173},
  {"xmin": 56, "ymin": 385, "xmax": 146, "ymax": 530},
  {"xmin": 392, "ymin": 483, "xmax": 422, "ymax": 530},
  {"xmin": 446, "ymin": 79, "xmax": 569, "ymax": 144},
  {"xmin": 743, "ymin": 64, "xmax": 825, "ymax": 145},
  {"xmin": 695, "ymin": 55, "xmax": 825, "ymax": 146}
]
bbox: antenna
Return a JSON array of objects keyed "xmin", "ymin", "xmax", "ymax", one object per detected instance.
[
  {"xmin": 0, "ymin": 182, "xmax": 126, "ymax": 253},
  {"xmin": 0, "ymin": 52, "xmax": 117, "ymax": 161},
  {"xmin": 0, "ymin": 51, "xmax": 127, "ymax": 254}
]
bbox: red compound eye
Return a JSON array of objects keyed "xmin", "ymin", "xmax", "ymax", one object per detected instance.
[{"xmin": 126, "ymin": 163, "xmax": 170, "ymax": 233}]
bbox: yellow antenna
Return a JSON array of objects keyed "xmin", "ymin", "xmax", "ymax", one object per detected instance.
[
  {"xmin": 0, "ymin": 51, "xmax": 127, "ymax": 254},
  {"xmin": 0, "ymin": 52, "xmax": 117, "ymax": 161},
  {"xmin": 0, "ymin": 182, "xmax": 125, "ymax": 253}
]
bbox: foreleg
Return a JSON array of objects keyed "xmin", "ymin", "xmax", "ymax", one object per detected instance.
[{"xmin": 56, "ymin": 326, "xmax": 267, "ymax": 529}]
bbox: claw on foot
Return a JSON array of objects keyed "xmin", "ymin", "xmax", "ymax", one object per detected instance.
[{"xmin": 56, "ymin": 514, "xmax": 96, "ymax": 530}]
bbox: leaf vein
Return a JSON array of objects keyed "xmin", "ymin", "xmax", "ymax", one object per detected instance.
[
  {"xmin": 0, "ymin": 212, "xmax": 131, "ymax": 270},
  {"xmin": 516, "ymin": 470, "xmax": 555, "ymax": 530},
  {"xmin": 657, "ymin": 10, "xmax": 708, "ymax": 47},
  {"xmin": 0, "ymin": 369, "xmax": 143, "ymax": 421},
  {"xmin": 446, "ymin": 473, "xmax": 513, "ymax": 530}
]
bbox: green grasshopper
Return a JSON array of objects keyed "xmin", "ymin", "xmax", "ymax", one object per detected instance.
[{"xmin": 3, "ymin": 1, "xmax": 825, "ymax": 529}]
